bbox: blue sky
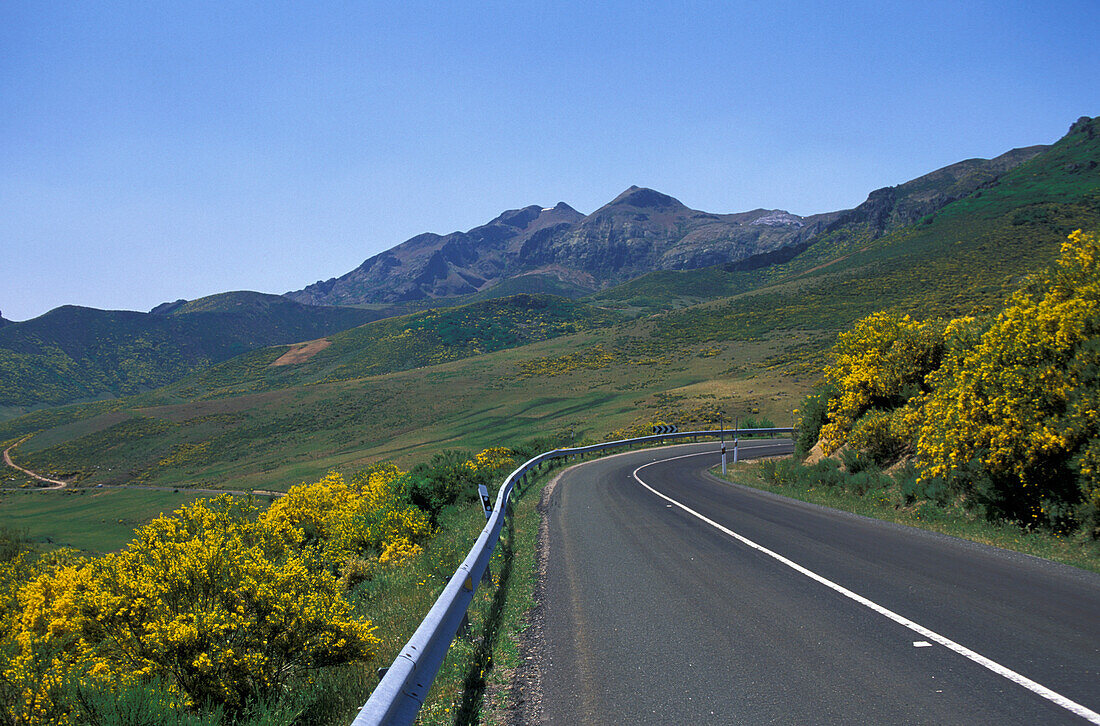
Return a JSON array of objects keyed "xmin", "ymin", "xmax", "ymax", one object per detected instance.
[{"xmin": 2, "ymin": 1, "xmax": 1097, "ymax": 321}]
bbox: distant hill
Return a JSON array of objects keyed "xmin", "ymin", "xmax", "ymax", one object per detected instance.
[
  {"xmin": 285, "ymin": 145, "xmax": 1051, "ymax": 307},
  {"xmin": 286, "ymin": 203, "xmax": 586, "ymax": 305},
  {"xmin": 0, "ymin": 292, "xmax": 379, "ymax": 413},
  {"xmin": 822, "ymin": 145, "xmax": 1049, "ymax": 243},
  {"xmin": 591, "ymin": 137, "xmax": 1078, "ymax": 312},
  {"xmin": 601, "ymin": 116, "xmax": 1099, "ymax": 333}
]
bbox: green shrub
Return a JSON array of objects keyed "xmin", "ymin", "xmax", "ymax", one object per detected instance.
[
  {"xmin": 806, "ymin": 458, "xmax": 844, "ymax": 488},
  {"xmin": 795, "ymin": 385, "xmax": 836, "ymax": 455},
  {"xmin": 839, "ymin": 448, "xmax": 877, "ymax": 474},
  {"xmin": 407, "ymin": 450, "xmax": 476, "ymax": 520}
]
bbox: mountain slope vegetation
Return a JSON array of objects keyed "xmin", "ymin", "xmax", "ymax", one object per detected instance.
[
  {"xmin": 169, "ymin": 294, "xmax": 618, "ymax": 400},
  {"xmin": 0, "ymin": 292, "xmax": 380, "ymax": 415}
]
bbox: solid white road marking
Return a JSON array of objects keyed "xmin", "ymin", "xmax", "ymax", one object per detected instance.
[
  {"xmin": 914, "ymin": 641, "xmax": 933, "ymax": 648},
  {"xmin": 633, "ymin": 451, "xmax": 1100, "ymax": 725}
]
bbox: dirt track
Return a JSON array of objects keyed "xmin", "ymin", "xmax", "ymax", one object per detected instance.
[{"xmin": 2, "ymin": 437, "xmax": 67, "ymax": 489}]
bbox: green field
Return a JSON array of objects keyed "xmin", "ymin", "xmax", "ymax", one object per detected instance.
[{"xmin": 0, "ymin": 487, "xmax": 220, "ymax": 553}]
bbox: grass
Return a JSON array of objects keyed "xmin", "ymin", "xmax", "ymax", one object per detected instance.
[
  {"xmin": 0, "ymin": 487, "xmax": 218, "ymax": 553},
  {"xmin": 713, "ymin": 458, "xmax": 1100, "ymax": 574}
]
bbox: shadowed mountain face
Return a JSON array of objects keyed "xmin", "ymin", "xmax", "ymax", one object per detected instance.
[
  {"xmin": 286, "ymin": 203, "xmax": 586, "ymax": 305},
  {"xmin": 286, "ymin": 142, "xmax": 1049, "ymax": 307}
]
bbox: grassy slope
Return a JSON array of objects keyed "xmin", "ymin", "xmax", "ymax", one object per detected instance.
[
  {"xmin": 170, "ymin": 293, "xmax": 618, "ymax": 400},
  {"xmin": 5, "ymin": 319, "xmax": 798, "ymax": 492},
  {"xmin": 0, "ymin": 488, "xmax": 216, "ymax": 553}
]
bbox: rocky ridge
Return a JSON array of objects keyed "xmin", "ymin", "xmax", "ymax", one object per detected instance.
[{"xmin": 286, "ymin": 145, "xmax": 1052, "ymax": 307}]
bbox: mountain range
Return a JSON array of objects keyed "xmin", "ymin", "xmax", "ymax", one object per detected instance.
[
  {"xmin": 1, "ymin": 116, "xmax": 1095, "ymax": 416},
  {"xmin": 285, "ymin": 145, "xmax": 1050, "ymax": 307},
  {"xmin": 0, "ymin": 115, "xmax": 1096, "ymax": 496}
]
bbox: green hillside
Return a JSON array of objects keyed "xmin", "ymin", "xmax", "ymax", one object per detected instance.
[
  {"xmin": 167, "ymin": 293, "xmax": 617, "ymax": 400},
  {"xmin": 0, "ymin": 292, "xmax": 379, "ymax": 415}
]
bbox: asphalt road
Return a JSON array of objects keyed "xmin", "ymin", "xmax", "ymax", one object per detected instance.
[{"xmin": 538, "ymin": 440, "xmax": 1100, "ymax": 725}]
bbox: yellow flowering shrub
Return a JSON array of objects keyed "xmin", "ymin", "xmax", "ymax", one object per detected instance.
[
  {"xmin": 516, "ymin": 345, "xmax": 617, "ymax": 379},
  {"xmin": 917, "ymin": 230, "xmax": 1100, "ymax": 527},
  {"xmin": 465, "ymin": 447, "xmax": 515, "ymax": 474},
  {"xmin": 262, "ymin": 467, "xmax": 429, "ymax": 569},
  {"xmin": 819, "ymin": 311, "xmax": 946, "ymax": 453},
  {"xmin": 0, "ymin": 463, "xmax": 434, "ymax": 721},
  {"xmin": 804, "ymin": 230, "xmax": 1100, "ymax": 533}
]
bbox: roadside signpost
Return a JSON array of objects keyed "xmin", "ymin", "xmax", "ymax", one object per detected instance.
[
  {"xmin": 477, "ymin": 484, "xmax": 492, "ymax": 520},
  {"xmin": 720, "ymin": 414, "xmax": 727, "ymax": 474}
]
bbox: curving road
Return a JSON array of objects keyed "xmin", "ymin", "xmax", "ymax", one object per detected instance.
[{"xmin": 536, "ymin": 441, "xmax": 1100, "ymax": 725}]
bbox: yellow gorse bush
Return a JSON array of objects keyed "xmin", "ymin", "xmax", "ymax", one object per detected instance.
[
  {"xmin": 813, "ymin": 230, "xmax": 1100, "ymax": 530},
  {"xmin": 465, "ymin": 447, "xmax": 514, "ymax": 474},
  {"xmin": 819, "ymin": 311, "xmax": 946, "ymax": 454},
  {"xmin": 1, "ymin": 466, "xmax": 431, "ymax": 721},
  {"xmin": 917, "ymin": 230, "xmax": 1100, "ymax": 515}
]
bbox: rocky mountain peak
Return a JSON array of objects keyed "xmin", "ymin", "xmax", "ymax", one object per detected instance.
[
  {"xmin": 604, "ymin": 186, "xmax": 686, "ymax": 210},
  {"xmin": 492, "ymin": 205, "xmax": 544, "ymax": 229},
  {"xmin": 1069, "ymin": 115, "xmax": 1097, "ymax": 138}
]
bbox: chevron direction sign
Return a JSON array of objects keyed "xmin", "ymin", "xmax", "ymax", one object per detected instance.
[{"xmin": 652, "ymin": 424, "xmax": 678, "ymax": 434}]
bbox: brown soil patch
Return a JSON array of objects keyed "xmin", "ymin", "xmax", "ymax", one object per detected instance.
[
  {"xmin": 800, "ymin": 254, "xmax": 850, "ymax": 276},
  {"xmin": 271, "ymin": 338, "xmax": 332, "ymax": 366}
]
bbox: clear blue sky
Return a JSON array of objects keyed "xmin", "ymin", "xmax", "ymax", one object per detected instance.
[{"xmin": 2, "ymin": 1, "xmax": 1097, "ymax": 321}]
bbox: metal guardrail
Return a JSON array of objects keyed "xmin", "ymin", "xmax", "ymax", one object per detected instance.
[{"xmin": 351, "ymin": 427, "xmax": 794, "ymax": 726}]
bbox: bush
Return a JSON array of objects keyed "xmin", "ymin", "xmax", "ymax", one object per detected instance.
[
  {"xmin": 795, "ymin": 384, "xmax": 835, "ymax": 455},
  {"xmin": 760, "ymin": 457, "xmax": 800, "ymax": 486},
  {"xmin": 848, "ymin": 409, "xmax": 907, "ymax": 466},
  {"xmin": 408, "ymin": 450, "xmax": 476, "ymax": 519},
  {"xmin": 839, "ymin": 447, "xmax": 877, "ymax": 474},
  {"xmin": 917, "ymin": 230, "xmax": 1100, "ymax": 535},
  {"xmin": 807, "ymin": 458, "xmax": 845, "ymax": 489},
  {"xmin": 0, "ymin": 466, "xmax": 437, "ymax": 723},
  {"xmin": 847, "ymin": 469, "xmax": 890, "ymax": 496},
  {"xmin": 408, "ymin": 447, "xmax": 517, "ymax": 521}
]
